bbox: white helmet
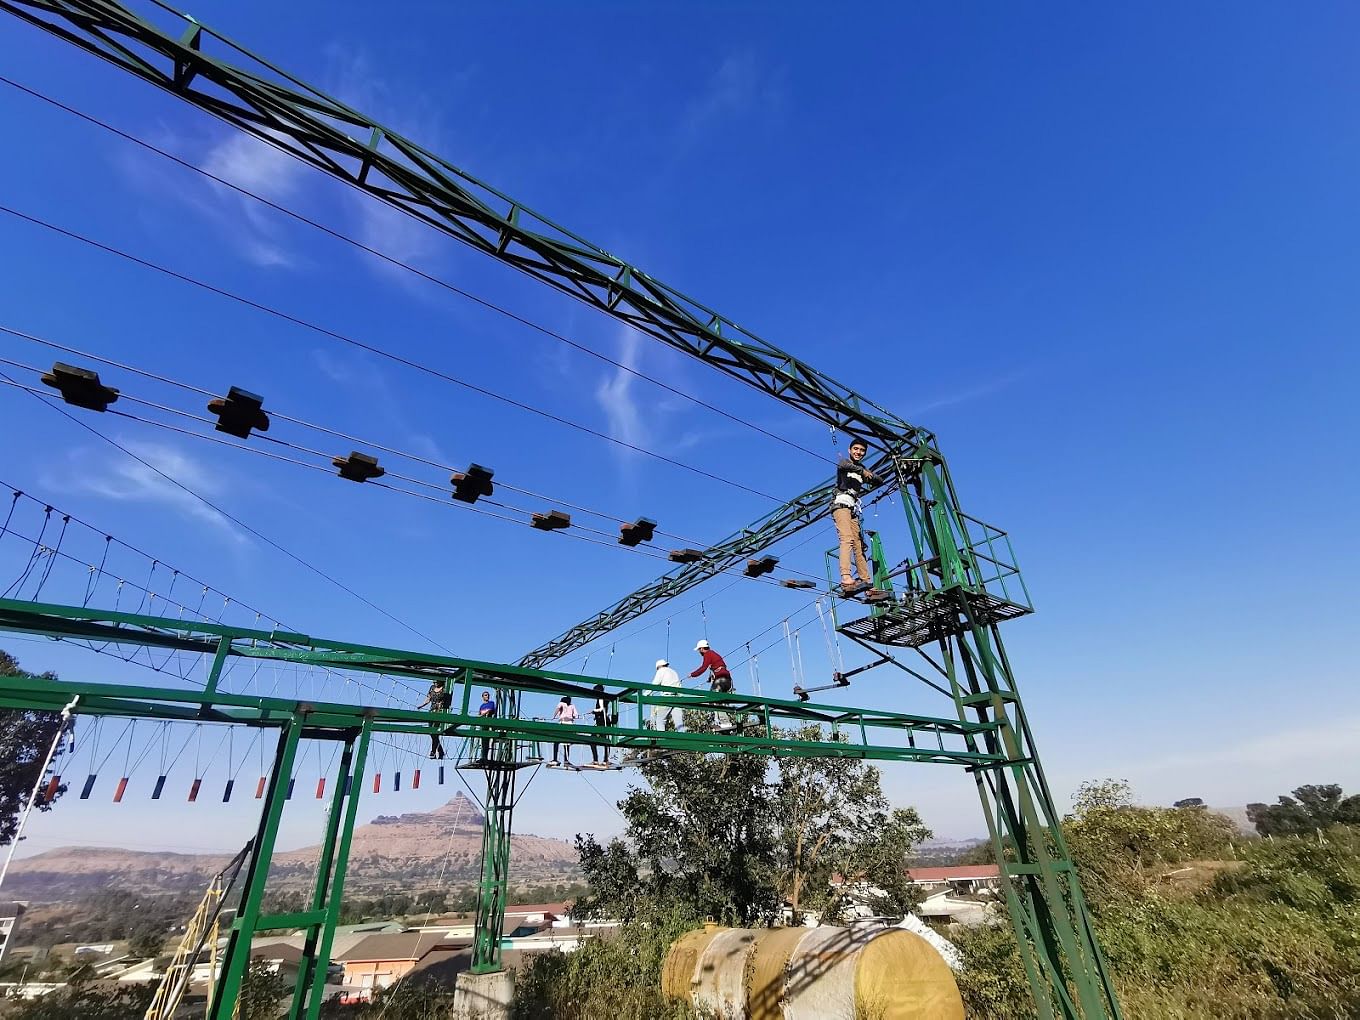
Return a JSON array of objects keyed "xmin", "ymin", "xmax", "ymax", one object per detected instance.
[
  {"xmin": 655, "ymin": 659, "xmax": 669, "ymax": 669},
  {"xmin": 695, "ymin": 639, "xmax": 710, "ymax": 651}
]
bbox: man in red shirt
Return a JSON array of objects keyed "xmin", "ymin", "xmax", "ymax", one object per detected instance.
[{"xmin": 690, "ymin": 639, "xmax": 734, "ymax": 693}]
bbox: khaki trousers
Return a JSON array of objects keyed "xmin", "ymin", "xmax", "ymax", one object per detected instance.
[{"xmin": 833, "ymin": 506, "xmax": 870, "ymax": 584}]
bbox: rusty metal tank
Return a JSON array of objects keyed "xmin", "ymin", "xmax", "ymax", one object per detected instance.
[{"xmin": 662, "ymin": 921, "xmax": 965, "ymax": 1019}]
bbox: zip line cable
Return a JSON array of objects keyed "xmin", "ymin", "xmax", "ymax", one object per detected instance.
[
  {"xmin": 0, "ymin": 73, "xmax": 834, "ymax": 467},
  {"xmin": 0, "ymin": 328, "xmax": 733, "ymax": 546},
  {"xmin": 0, "ymin": 491, "xmax": 425, "ymax": 703},
  {"xmin": 0, "ymin": 203, "xmax": 785, "ymax": 503},
  {"xmin": 0, "ymin": 367, "xmax": 453, "ymax": 655},
  {"xmin": 0, "ymin": 369, "xmax": 833, "ymax": 592}
]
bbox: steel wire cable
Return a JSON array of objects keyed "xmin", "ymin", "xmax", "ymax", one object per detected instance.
[
  {"xmin": 0, "ymin": 332, "xmax": 735, "ymax": 547},
  {"xmin": 0, "ymin": 73, "xmax": 835, "ymax": 467},
  {"xmin": 0, "ymin": 364, "xmax": 833, "ymax": 587},
  {"xmin": 0, "ymin": 202, "xmax": 787, "ymax": 503},
  {"xmin": 0, "ymin": 366, "xmax": 454, "ymax": 656}
]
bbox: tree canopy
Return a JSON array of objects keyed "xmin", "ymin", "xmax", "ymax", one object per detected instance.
[
  {"xmin": 1247, "ymin": 784, "xmax": 1360, "ymax": 836},
  {"xmin": 573, "ymin": 719, "xmax": 931, "ymax": 926},
  {"xmin": 0, "ymin": 649, "xmax": 68, "ymax": 846}
]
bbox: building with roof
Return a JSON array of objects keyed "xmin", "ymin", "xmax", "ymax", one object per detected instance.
[
  {"xmin": 907, "ymin": 865, "xmax": 1002, "ymax": 897},
  {"xmin": 0, "ymin": 903, "xmax": 26, "ymax": 968},
  {"xmin": 338, "ymin": 932, "xmax": 451, "ymax": 1000}
]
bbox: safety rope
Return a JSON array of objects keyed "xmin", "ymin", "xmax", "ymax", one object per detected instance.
[
  {"xmin": 0, "ymin": 694, "xmax": 79, "ymax": 894},
  {"xmin": 815, "ymin": 598, "xmax": 845, "ymax": 673}
]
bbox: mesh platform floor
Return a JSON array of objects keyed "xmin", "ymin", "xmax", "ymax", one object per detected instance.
[{"xmin": 839, "ymin": 589, "xmax": 1031, "ymax": 648}]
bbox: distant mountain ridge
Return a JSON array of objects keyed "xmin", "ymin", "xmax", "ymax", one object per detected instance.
[{"xmin": 5, "ymin": 793, "xmax": 579, "ymax": 902}]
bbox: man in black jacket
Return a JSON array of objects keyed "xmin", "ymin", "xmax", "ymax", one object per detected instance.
[{"xmin": 833, "ymin": 437, "xmax": 885, "ymax": 598}]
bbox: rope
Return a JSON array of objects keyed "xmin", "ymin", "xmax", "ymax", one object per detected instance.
[
  {"xmin": 0, "ymin": 694, "xmax": 79, "ymax": 895},
  {"xmin": 816, "ymin": 598, "xmax": 845, "ymax": 673},
  {"xmin": 783, "ymin": 620, "xmax": 801, "ymax": 688}
]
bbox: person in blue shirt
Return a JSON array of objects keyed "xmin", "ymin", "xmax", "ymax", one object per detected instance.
[{"xmin": 477, "ymin": 690, "xmax": 496, "ymax": 762}]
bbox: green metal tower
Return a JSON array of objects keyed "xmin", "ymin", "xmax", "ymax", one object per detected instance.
[{"xmin": 0, "ymin": 2, "xmax": 1124, "ymax": 1015}]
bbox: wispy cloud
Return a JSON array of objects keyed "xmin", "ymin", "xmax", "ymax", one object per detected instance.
[
  {"xmin": 51, "ymin": 440, "xmax": 247, "ymax": 544},
  {"xmin": 679, "ymin": 53, "xmax": 785, "ymax": 147},
  {"xmin": 1121, "ymin": 717, "xmax": 1360, "ymax": 778},
  {"xmin": 197, "ymin": 132, "xmax": 306, "ymax": 268},
  {"xmin": 310, "ymin": 349, "xmax": 451, "ymax": 466},
  {"xmin": 110, "ymin": 125, "xmax": 306, "ymax": 269},
  {"xmin": 349, "ymin": 195, "xmax": 444, "ymax": 282},
  {"xmin": 906, "ymin": 368, "xmax": 1030, "ymax": 417},
  {"xmin": 595, "ymin": 327, "xmax": 650, "ymax": 458}
]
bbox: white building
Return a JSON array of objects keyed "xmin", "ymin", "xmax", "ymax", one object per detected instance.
[{"xmin": 0, "ymin": 902, "xmax": 26, "ymax": 968}]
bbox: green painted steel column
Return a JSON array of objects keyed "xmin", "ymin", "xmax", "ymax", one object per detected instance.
[
  {"xmin": 303, "ymin": 721, "xmax": 372, "ymax": 1020},
  {"xmin": 903, "ymin": 460, "xmax": 1121, "ymax": 1020},
  {"xmin": 471, "ymin": 757, "xmax": 517, "ymax": 973},
  {"xmin": 211, "ymin": 718, "xmax": 302, "ymax": 1018}
]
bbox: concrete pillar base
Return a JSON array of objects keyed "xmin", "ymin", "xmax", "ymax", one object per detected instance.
[{"xmin": 452, "ymin": 968, "xmax": 515, "ymax": 1019}]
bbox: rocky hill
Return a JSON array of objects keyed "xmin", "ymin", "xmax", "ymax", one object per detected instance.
[{"xmin": 4, "ymin": 793, "xmax": 579, "ymax": 902}]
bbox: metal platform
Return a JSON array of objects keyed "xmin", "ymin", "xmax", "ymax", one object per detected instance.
[{"xmin": 838, "ymin": 588, "xmax": 1032, "ymax": 648}]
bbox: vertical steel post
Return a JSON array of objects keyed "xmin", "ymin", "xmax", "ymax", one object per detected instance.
[
  {"xmin": 901, "ymin": 454, "xmax": 1122, "ymax": 1019},
  {"xmin": 471, "ymin": 757, "xmax": 517, "ymax": 973},
  {"xmin": 301, "ymin": 721, "xmax": 372, "ymax": 1020},
  {"xmin": 211, "ymin": 718, "xmax": 302, "ymax": 1018}
]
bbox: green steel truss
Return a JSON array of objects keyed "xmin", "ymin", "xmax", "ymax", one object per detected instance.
[
  {"xmin": 0, "ymin": 599, "xmax": 995, "ymax": 764},
  {"xmin": 0, "ymin": 598, "xmax": 1002, "ymax": 995},
  {"xmin": 0, "ymin": 0, "xmax": 926, "ymax": 448},
  {"xmin": 0, "ymin": 2, "xmax": 1122, "ymax": 1015},
  {"xmin": 518, "ymin": 451, "xmax": 896, "ymax": 669}
]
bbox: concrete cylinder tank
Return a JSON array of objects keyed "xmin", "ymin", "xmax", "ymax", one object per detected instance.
[{"xmin": 662, "ymin": 922, "xmax": 965, "ymax": 1019}]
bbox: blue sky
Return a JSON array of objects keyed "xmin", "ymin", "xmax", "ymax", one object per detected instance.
[{"xmin": 1, "ymin": 2, "xmax": 1358, "ymax": 860}]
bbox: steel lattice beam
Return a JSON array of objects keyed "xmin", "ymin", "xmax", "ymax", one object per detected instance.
[
  {"xmin": 0, "ymin": 3, "xmax": 1124, "ymax": 1015},
  {"xmin": 0, "ymin": 0, "xmax": 928, "ymax": 449},
  {"xmin": 0, "ymin": 600, "xmax": 1001, "ymax": 766},
  {"xmin": 518, "ymin": 452, "xmax": 896, "ymax": 668}
]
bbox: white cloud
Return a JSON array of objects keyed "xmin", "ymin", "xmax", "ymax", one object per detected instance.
[
  {"xmin": 350, "ymin": 195, "xmax": 443, "ymax": 280},
  {"xmin": 1122, "ymin": 717, "xmax": 1360, "ymax": 778},
  {"xmin": 197, "ymin": 132, "xmax": 307, "ymax": 268},
  {"xmin": 110, "ymin": 124, "xmax": 307, "ymax": 269},
  {"xmin": 595, "ymin": 327, "xmax": 650, "ymax": 456},
  {"xmin": 54, "ymin": 440, "xmax": 247, "ymax": 544},
  {"xmin": 679, "ymin": 53, "xmax": 785, "ymax": 146}
]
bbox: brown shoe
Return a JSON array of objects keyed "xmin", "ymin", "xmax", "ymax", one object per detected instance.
[{"xmin": 841, "ymin": 579, "xmax": 869, "ymax": 594}]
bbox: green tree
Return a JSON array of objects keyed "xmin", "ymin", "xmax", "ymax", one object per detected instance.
[
  {"xmin": 0, "ymin": 650, "xmax": 67, "ymax": 845},
  {"xmin": 774, "ymin": 726, "xmax": 931, "ymax": 922},
  {"xmin": 237, "ymin": 959, "xmax": 287, "ymax": 1020},
  {"xmin": 0, "ymin": 981, "xmax": 155, "ymax": 1019},
  {"xmin": 513, "ymin": 902, "xmax": 700, "ymax": 1020},
  {"xmin": 576, "ymin": 727, "xmax": 779, "ymax": 924},
  {"xmin": 1247, "ymin": 783, "xmax": 1360, "ymax": 836},
  {"xmin": 1064, "ymin": 779, "xmax": 1236, "ymax": 907}
]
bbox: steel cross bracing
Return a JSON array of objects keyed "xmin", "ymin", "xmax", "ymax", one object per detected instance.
[
  {"xmin": 518, "ymin": 451, "xmax": 897, "ymax": 669},
  {"xmin": 0, "ymin": 599, "xmax": 1000, "ymax": 767},
  {"xmin": 0, "ymin": 2, "xmax": 1123, "ymax": 1016},
  {"xmin": 0, "ymin": 0, "xmax": 929, "ymax": 449}
]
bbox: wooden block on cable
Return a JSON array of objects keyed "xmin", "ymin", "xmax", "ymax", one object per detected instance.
[
  {"xmin": 333, "ymin": 451, "xmax": 384, "ymax": 483},
  {"xmin": 745, "ymin": 555, "xmax": 778, "ymax": 577},
  {"xmin": 450, "ymin": 463, "xmax": 494, "ymax": 503},
  {"xmin": 618, "ymin": 517, "xmax": 657, "ymax": 546},
  {"xmin": 207, "ymin": 386, "xmax": 269, "ymax": 438},
  {"xmin": 41, "ymin": 362, "xmax": 119, "ymax": 412},
  {"xmin": 782, "ymin": 579, "xmax": 816, "ymax": 589},
  {"xmin": 531, "ymin": 509, "xmax": 571, "ymax": 531},
  {"xmin": 669, "ymin": 548, "xmax": 704, "ymax": 564}
]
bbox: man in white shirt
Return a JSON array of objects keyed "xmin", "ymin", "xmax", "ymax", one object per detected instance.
[{"xmin": 650, "ymin": 658, "xmax": 684, "ymax": 731}]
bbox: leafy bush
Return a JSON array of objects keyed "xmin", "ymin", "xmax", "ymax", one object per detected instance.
[
  {"xmin": 953, "ymin": 783, "xmax": 1360, "ymax": 1019},
  {"xmin": 512, "ymin": 901, "xmax": 702, "ymax": 1020}
]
